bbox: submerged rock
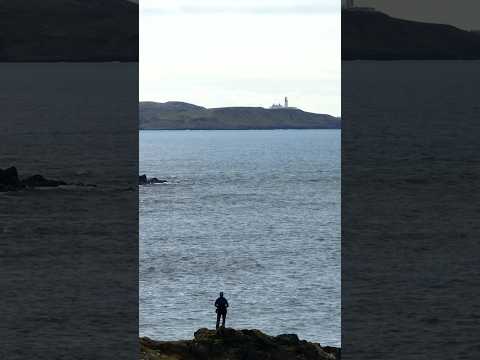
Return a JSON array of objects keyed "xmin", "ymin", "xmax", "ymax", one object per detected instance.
[
  {"xmin": 139, "ymin": 174, "xmax": 167, "ymax": 185},
  {"xmin": 150, "ymin": 177, "xmax": 167, "ymax": 184},
  {"xmin": 140, "ymin": 328, "xmax": 340, "ymax": 360}
]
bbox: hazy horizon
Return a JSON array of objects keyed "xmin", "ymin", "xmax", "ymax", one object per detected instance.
[{"xmin": 140, "ymin": 0, "xmax": 341, "ymax": 116}]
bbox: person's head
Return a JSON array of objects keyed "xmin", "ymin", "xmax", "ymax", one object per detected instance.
[{"xmin": 219, "ymin": 292, "xmax": 224, "ymax": 297}]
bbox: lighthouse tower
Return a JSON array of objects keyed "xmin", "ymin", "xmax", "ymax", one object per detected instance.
[{"xmin": 284, "ymin": 97, "xmax": 289, "ymax": 108}]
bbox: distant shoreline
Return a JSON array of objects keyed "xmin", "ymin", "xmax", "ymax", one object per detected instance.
[
  {"xmin": 139, "ymin": 128, "xmax": 341, "ymax": 131},
  {"xmin": 1, "ymin": 1, "xmax": 137, "ymax": 63},
  {"xmin": 140, "ymin": 101, "xmax": 341, "ymax": 130},
  {"xmin": 343, "ymin": 10, "xmax": 480, "ymax": 60}
]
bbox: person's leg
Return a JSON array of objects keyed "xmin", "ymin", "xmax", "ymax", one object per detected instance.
[
  {"xmin": 216, "ymin": 312, "xmax": 221, "ymax": 330},
  {"xmin": 221, "ymin": 312, "xmax": 226, "ymax": 328}
]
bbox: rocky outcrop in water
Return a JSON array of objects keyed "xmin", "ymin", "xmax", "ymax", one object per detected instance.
[
  {"xmin": 139, "ymin": 174, "xmax": 167, "ymax": 185},
  {"xmin": 22, "ymin": 174, "xmax": 67, "ymax": 188},
  {"xmin": 140, "ymin": 328, "xmax": 340, "ymax": 360},
  {"xmin": 0, "ymin": 167, "xmax": 23, "ymax": 191},
  {"xmin": 0, "ymin": 166, "xmax": 94, "ymax": 191}
]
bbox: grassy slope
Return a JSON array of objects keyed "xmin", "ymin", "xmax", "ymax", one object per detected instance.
[{"xmin": 140, "ymin": 102, "xmax": 341, "ymax": 130}]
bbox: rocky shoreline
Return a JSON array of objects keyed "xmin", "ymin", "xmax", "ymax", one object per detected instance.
[{"xmin": 140, "ymin": 328, "xmax": 340, "ymax": 360}]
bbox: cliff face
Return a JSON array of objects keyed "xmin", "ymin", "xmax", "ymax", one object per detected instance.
[
  {"xmin": 0, "ymin": 0, "xmax": 138, "ymax": 61},
  {"xmin": 342, "ymin": 10, "xmax": 480, "ymax": 60},
  {"xmin": 140, "ymin": 328, "xmax": 340, "ymax": 360},
  {"xmin": 139, "ymin": 102, "xmax": 341, "ymax": 130}
]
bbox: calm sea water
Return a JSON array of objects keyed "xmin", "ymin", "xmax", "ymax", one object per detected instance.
[
  {"xmin": 140, "ymin": 129, "xmax": 341, "ymax": 346},
  {"xmin": 0, "ymin": 63, "xmax": 138, "ymax": 358},
  {"xmin": 342, "ymin": 61, "xmax": 480, "ymax": 359}
]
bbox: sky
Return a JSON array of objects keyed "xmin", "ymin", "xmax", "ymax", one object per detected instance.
[{"xmin": 140, "ymin": 0, "xmax": 341, "ymax": 116}]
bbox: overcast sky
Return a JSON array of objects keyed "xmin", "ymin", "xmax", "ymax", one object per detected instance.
[{"xmin": 140, "ymin": 0, "xmax": 341, "ymax": 116}]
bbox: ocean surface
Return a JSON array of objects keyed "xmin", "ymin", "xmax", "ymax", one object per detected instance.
[
  {"xmin": 342, "ymin": 61, "xmax": 480, "ymax": 359},
  {"xmin": 0, "ymin": 63, "xmax": 138, "ymax": 359},
  {"xmin": 140, "ymin": 129, "xmax": 341, "ymax": 346}
]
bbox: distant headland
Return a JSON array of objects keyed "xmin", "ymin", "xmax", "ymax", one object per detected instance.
[
  {"xmin": 0, "ymin": 0, "xmax": 138, "ymax": 62},
  {"xmin": 342, "ymin": 8, "xmax": 480, "ymax": 60},
  {"xmin": 139, "ymin": 101, "xmax": 341, "ymax": 130}
]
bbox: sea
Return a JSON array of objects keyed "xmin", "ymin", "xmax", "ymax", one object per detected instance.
[
  {"xmin": 3, "ymin": 60, "xmax": 478, "ymax": 357},
  {"xmin": 140, "ymin": 129, "xmax": 341, "ymax": 346},
  {"xmin": 342, "ymin": 60, "xmax": 480, "ymax": 358},
  {"xmin": 0, "ymin": 63, "xmax": 138, "ymax": 358}
]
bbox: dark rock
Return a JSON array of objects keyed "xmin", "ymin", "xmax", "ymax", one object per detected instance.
[
  {"xmin": 141, "ymin": 328, "xmax": 339, "ymax": 360},
  {"xmin": 0, "ymin": 166, "xmax": 20, "ymax": 185},
  {"xmin": 0, "ymin": 167, "xmax": 23, "ymax": 191},
  {"xmin": 0, "ymin": 167, "xmax": 78, "ymax": 191},
  {"xmin": 139, "ymin": 174, "xmax": 148, "ymax": 185},
  {"xmin": 22, "ymin": 174, "xmax": 67, "ymax": 188},
  {"xmin": 275, "ymin": 333, "xmax": 300, "ymax": 345},
  {"xmin": 139, "ymin": 174, "xmax": 167, "ymax": 185},
  {"xmin": 323, "ymin": 346, "xmax": 341, "ymax": 359},
  {"xmin": 149, "ymin": 177, "xmax": 167, "ymax": 184}
]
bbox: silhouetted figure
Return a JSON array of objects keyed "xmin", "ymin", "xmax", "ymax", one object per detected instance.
[{"xmin": 214, "ymin": 292, "xmax": 229, "ymax": 330}]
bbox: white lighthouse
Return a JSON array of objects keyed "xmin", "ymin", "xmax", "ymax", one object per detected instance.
[{"xmin": 270, "ymin": 97, "xmax": 296, "ymax": 110}]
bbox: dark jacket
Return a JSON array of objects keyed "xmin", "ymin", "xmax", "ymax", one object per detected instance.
[{"xmin": 215, "ymin": 297, "xmax": 229, "ymax": 313}]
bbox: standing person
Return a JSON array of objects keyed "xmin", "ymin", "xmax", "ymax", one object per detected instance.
[{"xmin": 214, "ymin": 292, "xmax": 229, "ymax": 330}]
